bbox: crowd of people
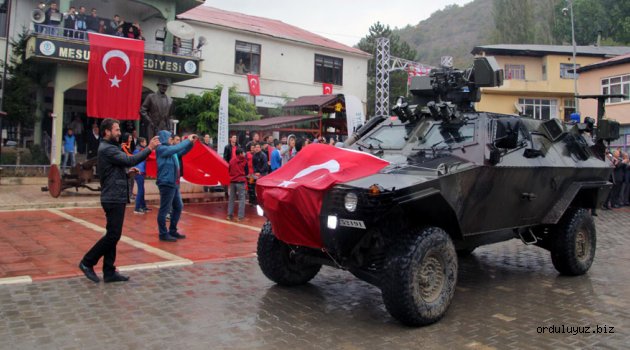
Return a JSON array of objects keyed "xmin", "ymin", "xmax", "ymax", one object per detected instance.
[
  {"xmin": 38, "ymin": 2, "xmax": 145, "ymax": 40},
  {"xmin": 221, "ymin": 131, "xmax": 343, "ymax": 222}
]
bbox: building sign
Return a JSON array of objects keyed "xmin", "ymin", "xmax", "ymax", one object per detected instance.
[
  {"xmin": 27, "ymin": 36, "xmax": 200, "ymax": 78},
  {"xmin": 255, "ymin": 95, "xmax": 287, "ymax": 108}
]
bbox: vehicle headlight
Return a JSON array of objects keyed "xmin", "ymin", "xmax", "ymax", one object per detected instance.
[
  {"xmin": 344, "ymin": 192, "xmax": 358, "ymax": 212},
  {"xmin": 256, "ymin": 205, "xmax": 264, "ymax": 217}
]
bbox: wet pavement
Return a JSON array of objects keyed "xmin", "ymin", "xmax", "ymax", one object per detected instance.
[{"xmin": 0, "ymin": 204, "xmax": 629, "ymax": 349}]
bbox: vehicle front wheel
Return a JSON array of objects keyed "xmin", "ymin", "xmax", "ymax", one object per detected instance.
[
  {"xmin": 382, "ymin": 227, "xmax": 458, "ymax": 326},
  {"xmin": 550, "ymin": 208, "xmax": 596, "ymax": 276},
  {"xmin": 257, "ymin": 221, "xmax": 321, "ymax": 286}
]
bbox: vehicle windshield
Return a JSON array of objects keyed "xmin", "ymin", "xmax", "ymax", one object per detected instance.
[
  {"xmin": 358, "ymin": 125, "xmax": 407, "ymax": 149},
  {"xmin": 414, "ymin": 122, "xmax": 475, "ymax": 150}
]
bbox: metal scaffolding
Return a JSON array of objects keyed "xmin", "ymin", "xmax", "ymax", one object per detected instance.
[
  {"xmin": 374, "ymin": 37, "xmax": 391, "ymax": 118},
  {"xmin": 374, "ymin": 37, "xmax": 432, "ymax": 117}
]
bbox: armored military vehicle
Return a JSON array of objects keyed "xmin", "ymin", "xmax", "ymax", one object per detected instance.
[{"xmin": 255, "ymin": 56, "xmax": 618, "ymax": 326}]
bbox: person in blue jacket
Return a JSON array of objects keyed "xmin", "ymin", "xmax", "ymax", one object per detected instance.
[{"xmin": 155, "ymin": 130, "xmax": 198, "ymax": 242}]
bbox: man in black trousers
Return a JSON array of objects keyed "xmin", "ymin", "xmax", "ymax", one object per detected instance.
[{"xmin": 79, "ymin": 118, "xmax": 160, "ymax": 283}]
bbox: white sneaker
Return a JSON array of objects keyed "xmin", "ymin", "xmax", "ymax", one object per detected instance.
[{"xmin": 134, "ymin": 209, "xmax": 145, "ymax": 215}]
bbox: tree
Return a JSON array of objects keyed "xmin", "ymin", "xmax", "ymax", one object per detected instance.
[
  {"xmin": 175, "ymin": 86, "xmax": 259, "ymax": 136},
  {"xmin": 2, "ymin": 29, "xmax": 53, "ymax": 164},
  {"xmin": 553, "ymin": 0, "xmax": 630, "ymax": 45},
  {"xmin": 356, "ymin": 22, "xmax": 417, "ymax": 117},
  {"xmin": 491, "ymin": 0, "xmax": 535, "ymax": 44}
]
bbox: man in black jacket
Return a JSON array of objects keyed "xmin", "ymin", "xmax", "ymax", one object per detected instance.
[{"xmin": 79, "ymin": 118, "xmax": 159, "ymax": 283}]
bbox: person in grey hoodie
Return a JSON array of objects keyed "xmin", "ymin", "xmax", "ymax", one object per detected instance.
[
  {"xmin": 155, "ymin": 130, "xmax": 198, "ymax": 242},
  {"xmin": 281, "ymin": 134, "xmax": 297, "ymax": 165}
]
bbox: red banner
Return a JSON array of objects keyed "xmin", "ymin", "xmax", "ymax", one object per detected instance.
[
  {"xmin": 322, "ymin": 83, "xmax": 333, "ymax": 95},
  {"xmin": 256, "ymin": 144, "xmax": 389, "ymax": 248},
  {"xmin": 247, "ymin": 74, "xmax": 260, "ymax": 96},
  {"xmin": 145, "ymin": 141, "xmax": 230, "ymax": 186},
  {"xmin": 87, "ymin": 33, "xmax": 144, "ymax": 119}
]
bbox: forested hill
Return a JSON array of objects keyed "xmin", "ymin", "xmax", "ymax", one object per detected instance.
[
  {"xmin": 394, "ymin": 0, "xmax": 630, "ymax": 68},
  {"xmin": 394, "ymin": 0, "xmax": 494, "ymax": 67}
]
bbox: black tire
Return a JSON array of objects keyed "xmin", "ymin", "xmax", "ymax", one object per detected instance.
[
  {"xmin": 257, "ymin": 221, "xmax": 321, "ymax": 286},
  {"xmin": 382, "ymin": 227, "xmax": 458, "ymax": 326},
  {"xmin": 550, "ymin": 208, "xmax": 596, "ymax": 276},
  {"xmin": 456, "ymin": 247, "xmax": 476, "ymax": 257}
]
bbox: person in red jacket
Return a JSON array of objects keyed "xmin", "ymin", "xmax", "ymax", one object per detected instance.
[{"xmin": 227, "ymin": 148, "xmax": 248, "ymax": 221}]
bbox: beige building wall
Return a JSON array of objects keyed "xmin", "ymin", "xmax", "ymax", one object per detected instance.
[
  {"xmin": 477, "ymin": 53, "xmax": 605, "ymax": 118},
  {"xmin": 578, "ymin": 64, "xmax": 630, "ymax": 125},
  {"xmin": 170, "ymin": 23, "xmax": 368, "ymax": 105}
]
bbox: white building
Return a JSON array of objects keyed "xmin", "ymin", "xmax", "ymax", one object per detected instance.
[{"xmin": 173, "ymin": 6, "xmax": 370, "ymax": 113}]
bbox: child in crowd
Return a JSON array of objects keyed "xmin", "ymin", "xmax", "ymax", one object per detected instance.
[
  {"xmin": 133, "ymin": 137, "xmax": 150, "ymax": 214},
  {"xmin": 227, "ymin": 148, "xmax": 247, "ymax": 222}
]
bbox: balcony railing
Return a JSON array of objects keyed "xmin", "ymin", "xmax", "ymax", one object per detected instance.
[{"xmin": 32, "ymin": 24, "xmax": 200, "ymax": 58}]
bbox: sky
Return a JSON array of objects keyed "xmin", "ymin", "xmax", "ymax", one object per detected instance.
[{"xmin": 204, "ymin": 0, "xmax": 475, "ymax": 47}]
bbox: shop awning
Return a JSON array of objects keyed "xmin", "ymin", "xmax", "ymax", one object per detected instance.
[
  {"xmin": 230, "ymin": 115, "xmax": 321, "ymax": 131},
  {"xmin": 283, "ymin": 95, "xmax": 341, "ymax": 110}
]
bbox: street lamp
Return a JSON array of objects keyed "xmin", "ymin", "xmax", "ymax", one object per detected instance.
[{"xmin": 563, "ymin": 0, "xmax": 579, "ymax": 114}]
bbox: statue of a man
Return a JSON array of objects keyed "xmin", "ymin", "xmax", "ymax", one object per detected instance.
[{"xmin": 140, "ymin": 77, "xmax": 173, "ymax": 137}]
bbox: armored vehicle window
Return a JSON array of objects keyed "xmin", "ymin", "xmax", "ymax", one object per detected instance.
[
  {"xmin": 414, "ymin": 122, "xmax": 475, "ymax": 150},
  {"xmin": 359, "ymin": 125, "xmax": 407, "ymax": 149}
]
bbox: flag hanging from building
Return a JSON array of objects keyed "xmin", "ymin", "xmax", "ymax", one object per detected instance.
[
  {"xmin": 247, "ymin": 74, "xmax": 260, "ymax": 96},
  {"xmin": 322, "ymin": 83, "xmax": 333, "ymax": 95},
  {"xmin": 87, "ymin": 33, "xmax": 144, "ymax": 119}
]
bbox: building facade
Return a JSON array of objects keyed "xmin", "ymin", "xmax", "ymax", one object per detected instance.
[
  {"xmin": 577, "ymin": 54, "xmax": 630, "ymax": 150},
  {"xmin": 173, "ymin": 6, "xmax": 370, "ymax": 114},
  {"xmin": 471, "ymin": 44, "xmax": 630, "ymax": 122},
  {"xmin": 0, "ymin": 1, "xmax": 369, "ymax": 166}
]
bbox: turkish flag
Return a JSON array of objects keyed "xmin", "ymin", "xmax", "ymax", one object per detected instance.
[
  {"xmin": 322, "ymin": 83, "xmax": 333, "ymax": 95},
  {"xmin": 87, "ymin": 33, "xmax": 144, "ymax": 119},
  {"xmin": 256, "ymin": 144, "xmax": 389, "ymax": 248},
  {"xmin": 247, "ymin": 74, "xmax": 260, "ymax": 96},
  {"xmin": 145, "ymin": 141, "xmax": 230, "ymax": 186}
]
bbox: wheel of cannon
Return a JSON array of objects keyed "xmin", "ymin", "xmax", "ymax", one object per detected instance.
[{"xmin": 47, "ymin": 164, "xmax": 62, "ymax": 198}]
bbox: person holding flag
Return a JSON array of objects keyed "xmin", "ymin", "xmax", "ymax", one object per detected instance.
[{"xmin": 155, "ymin": 130, "xmax": 198, "ymax": 242}]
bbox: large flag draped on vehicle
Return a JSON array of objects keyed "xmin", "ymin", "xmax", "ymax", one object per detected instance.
[
  {"xmin": 145, "ymin": 141, "xmax": 230, "ymax": 186},
  {"xmin": 256, "ymin": 144, "xmax": 389, "ymax": 248},
  {"xmin": 87, "ymin": 33, "xmax": 144, "ymax": 119}
]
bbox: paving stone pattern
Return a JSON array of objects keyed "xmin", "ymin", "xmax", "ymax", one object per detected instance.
[{"xmin": 1, "ymin": 209, "xmax": 629, "ymax": 349}]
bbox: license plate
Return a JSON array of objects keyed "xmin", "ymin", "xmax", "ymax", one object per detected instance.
[{"xmin": 338, "ymin": 219, "xmax": 366, "ymax": 229}]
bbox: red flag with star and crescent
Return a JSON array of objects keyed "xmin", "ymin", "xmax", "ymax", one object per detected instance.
[
  {"xmin": 247, "ymin": 74, "xmax": 260, "ymax": 96},
  {"xmin": 256, "ymin": 144, "xmax": 389, "ymax": 248},
  {"xmin": 322, "ymin": 83, "xmax": 333, "ymax": 95},
  {"xmin": 87, "ymin": 33, "xmax": 144, "ymax": 119}
]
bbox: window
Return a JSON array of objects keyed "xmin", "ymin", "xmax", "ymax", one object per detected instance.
[
  {"xmin": 359, "ymin": 125, "xmax": 407, "ymax": 149},
  {"xmin": 518, "ymin": 98, "xmax": 558, "ymax": 120},
  {"xmin": 601, "ymin": 74, "xmax": 630, "ymax": 103},
  {"xmin": 505, "ymin": 64, "xmax": 525, "ymax": 80},
  {"xmin": 542, "ymin": 64, "xmax": 547, "ymax": 80},
  {"xmin": 315, "ymin": 54, "xmax": 343, "ymax": 85},
  {"xmin": 560, "ymin": 63, "xmax": 580, "ymax": 79},
  {"xmin": 414, "ymin": 122, "xmax": 476, "ymax": 150},
  {"xmin": 234, "ymin": 41, "xmax": 261, "ymax": 75}
]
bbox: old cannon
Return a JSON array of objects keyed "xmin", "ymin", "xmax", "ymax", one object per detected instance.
[{"xmin": 42, "ymin": 158, "xmax": 100, "ymax": 198}]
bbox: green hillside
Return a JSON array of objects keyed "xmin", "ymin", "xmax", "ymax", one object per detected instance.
[{"xmin": 395, "ymin": 0, "xmax": 494, "ymax": 68}]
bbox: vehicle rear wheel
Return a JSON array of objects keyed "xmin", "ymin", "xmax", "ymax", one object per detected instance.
[
  {"xmin": 550, "ymin": 208, "xmax": 596, "ymax": 276},
  {"xmin": 257, "ymin": 221, "xmax": 321, "ymax": 286},
  {"xmin": 382, "ymin": 227, "xmax": 458, "ymax": 326}
]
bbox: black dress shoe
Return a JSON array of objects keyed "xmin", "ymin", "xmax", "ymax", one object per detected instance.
[
  {"xmin": 104, "ymin": 272, "xmax": 130, "ymax": 283},
  {"xmin": 159, "ymin": 234, "xmax": 177, "ymax": 242},
  {"xmin": 79, "ymin": 262, "xmax": 100, "ymax": 283},
  {"xmin": 170, "ymin": 232, "xmax": 186, "ymax": 239}
]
